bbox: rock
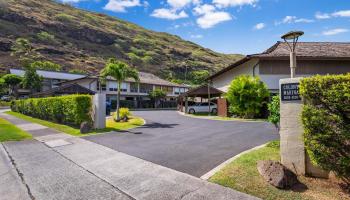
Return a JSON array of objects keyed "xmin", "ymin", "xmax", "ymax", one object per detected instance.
[
  {"xmin": 80, "ymin": 121, "xmax": 91, "ymax": 134},
  {"xmin": 257, "ymin": 160, "xmax": 298, "ymax": 189}
]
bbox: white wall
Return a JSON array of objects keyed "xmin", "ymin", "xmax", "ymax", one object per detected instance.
[
  {"xmin": 212, "ymin": 58, "xmax": 259, "ymax": 92},
  {"xmin": 260, "ymin": 74, "xmax": 313, "ymax": 90}
]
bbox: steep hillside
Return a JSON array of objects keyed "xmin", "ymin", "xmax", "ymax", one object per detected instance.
[{"xmin": 0, "ymin": 0, "xmax": 243, "ymax": 80}]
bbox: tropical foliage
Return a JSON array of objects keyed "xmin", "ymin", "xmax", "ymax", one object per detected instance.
[
  {"xmin": 100, "ymin": 58, "xmax": 139, "ymax": 121},
  {"xmin": 226, "ymin": 75, "xmax": 269, "ymax": 118},
  {"xmin": 268, "ymin": 95, "xmax": 280, "ymax": 129}
]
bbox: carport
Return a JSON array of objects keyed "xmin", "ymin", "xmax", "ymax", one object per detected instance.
[{"xmin": 178, "ymin": 84, "xmax": 224, "ymax": 115}]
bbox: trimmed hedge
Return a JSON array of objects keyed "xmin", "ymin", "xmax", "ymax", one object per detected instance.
[
  {"xmin": 300, "ymin": 74, "xmax": 350, "ymax": 184},
  {"xmin": 11, "ymin": 95, "xmax": 92, "ymax": 126}
]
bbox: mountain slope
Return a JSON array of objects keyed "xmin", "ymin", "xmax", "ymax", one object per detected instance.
[{"xmin": 0, "ymin": 0, "xmax": 243, "ymax": 79}]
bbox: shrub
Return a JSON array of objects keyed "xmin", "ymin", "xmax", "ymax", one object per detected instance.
[
  {"xmin": 114, "ymin": 108, "xmax": 130, "ymax": 121},
  {"xmin": 11, "ymin": 95, "xmax": 92, "ymax": 126},
  {"xmin": 268, "ymin": 95, "xmax": 280, "ymax": 129},
  {"xmin": 55, "ymin": 13, "xmax": 75, "ymax": 22},
  {"xmin": 0, "ymin": 101, "xmax": 11, "ymax": 107},
  {"xmin": 226, "ymin": 75, "xmax": 270, "ymax": 118},
  {"xmin": 36, "ymin": 31, "xmax": 55, "ymax": 43},
  {"xmin": 300, "ymin": 74, "xmax": 350, "ymax": 185}
]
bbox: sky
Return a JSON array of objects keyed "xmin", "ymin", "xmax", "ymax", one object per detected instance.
[{"xmin": 60, "ymin": 0, "xmax": 350, "ymax": 55}]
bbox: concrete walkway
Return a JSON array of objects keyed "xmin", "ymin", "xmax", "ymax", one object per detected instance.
[{"xmin": 0, "ymin": 113, "xmax": 259, "ymax": 200}]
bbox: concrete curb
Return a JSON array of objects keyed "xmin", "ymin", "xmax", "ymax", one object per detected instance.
[
  {"xmin": 200, "ymin": 143, "xmax": 268, "ymax": 180},
  {"xmin": 177, "ymin": 111, "xmax": 267, "ymax": 123}
]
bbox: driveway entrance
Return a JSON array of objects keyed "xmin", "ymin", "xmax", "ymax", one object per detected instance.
[{"xmin": 85, "ymin": 111, "xmax": 278, "ymax": 177}]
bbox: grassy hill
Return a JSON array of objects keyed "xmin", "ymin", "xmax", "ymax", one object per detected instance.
[{"xmin": 0, "ymin": 0, "xmax": 243, "ymax": 80}]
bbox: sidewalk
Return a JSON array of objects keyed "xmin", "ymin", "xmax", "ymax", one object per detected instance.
[{"xmin": 0, "ymin": 113, "xmax": 259, "ymax": 200}]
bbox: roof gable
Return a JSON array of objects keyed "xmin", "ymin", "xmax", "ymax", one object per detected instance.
[{"xmin": 255, "ymin": 42, "xmax": 350, "ymax": 59}]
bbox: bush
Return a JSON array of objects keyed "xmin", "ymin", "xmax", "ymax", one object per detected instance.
[
  {"xmin": 11, "ymin": 95, "xmax": 92, "ymax": 126},
  {"xmin": 268, "ymin": 95, "xmax": 280, "ymax": 128},
  {"xmin": 114, "ymin": 108, "xmax": 130, "ymax": 121},
  {"xmin": 300, "ymin": 74, "xmax": 350, "ymax": 185},
  {"xmin": 36, "ymin": 31, "xmax": 55, "ymax": 43},
  {"xmin": 226, "ymin": 75, "xmax": 270, "ymax": 118},
  {"xmin": 0, "ymin": 101, "xmax": 11, "ymax": 107}
]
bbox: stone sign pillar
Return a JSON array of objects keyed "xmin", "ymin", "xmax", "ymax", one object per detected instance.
[
  {"xmin": 279, "ymin": 78, "xmax": 305, "ymax": 175},
  {"xmin": 93, "ymin": 94, "xmax": 106, "ymax": 129}
]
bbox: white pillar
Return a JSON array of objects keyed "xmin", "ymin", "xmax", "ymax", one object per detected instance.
[{"xmin": 93, "ymin": 94, "xmax": 106, "ymax": 129}]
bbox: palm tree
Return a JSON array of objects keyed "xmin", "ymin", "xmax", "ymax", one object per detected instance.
[{"xmin": 100, "ymin": 58, "xmax": 139, "ymax": 121}]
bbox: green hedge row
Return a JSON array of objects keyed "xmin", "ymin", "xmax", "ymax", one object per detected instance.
[
  {"xmin": 11, "ymin": 95, "xmax": 92, "ymax": 126},
  {"xmin": 300, "ymin": 74, "xmax": 350, "ymax": 184}
]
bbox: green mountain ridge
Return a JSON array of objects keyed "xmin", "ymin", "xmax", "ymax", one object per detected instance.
[{"xmin": 0, "ymin": 0, "xmax": 243, "ymax": 80}]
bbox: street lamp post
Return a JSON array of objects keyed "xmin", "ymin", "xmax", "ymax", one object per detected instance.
[{"xmin": 281, "ymin": 31, "xmax": 304, "ymax": 78}]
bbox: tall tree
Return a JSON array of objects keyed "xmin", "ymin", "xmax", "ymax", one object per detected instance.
[
  {"xmin": 2, "ymin": 74, "xmax": 22, "ymax": 96},
  {"xmin": 21, "ymin": 65, "xmax": 43, "ymax": 93},
  {"xmin": 100, "ymin": 58, "xmax": 139, "ymax": 121},
  {"xmin": 190, "ymin": 70, "xmax": 209, "ymax": 85}
]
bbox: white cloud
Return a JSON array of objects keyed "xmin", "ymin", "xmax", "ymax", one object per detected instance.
[
  {"xmin": 193, "ymin": 4, "xmax": 232, "ymax": 29},
  {"xmin": 193, "ymin": 4, "xmax": 216, "ymax": 15},
  {"xmin": 104, "ymin": 0, "xmax": 141, "ymax": 12},
  {"xmin": 315, "ymin": 10, "xmax": 350, "ymax": 20},
  {"xmin": 196, "ymin": 11, "xmax": 232, "ymax": 29},
  {"xmin": 253, "ymin": 22, "xmax": 265, "ymax": 30},
  {"xmin": 332, "ymin": 10, "xmax": 350, "ymax": 17},
  {"xmin": 190, "ymin": 34, "xmax": 203, "ymax": 39},
  {"xmin": 322, "ymin": 28, "xmax": 349, "ymax": 36},
  {"xmin": 213, "ymin": 0, "xmax": 258, "ymax": 8},
  {"xmin": 315, "ymin": 12, "xmax": 331, "ymax": 19},
  {"xmin": 276, "ymin": 16, "xmax": 314, "ymax": 25},
  {"xmin": 151, "ymin": 8, "xmax": 188, "ymax": 20},
  {"xmin": 294, "ymin": 18, "xmax": 314, "ymax": 23},
  {"xmin": 167, "ymin": 0, "xmax": 201, "ymax": 9}
]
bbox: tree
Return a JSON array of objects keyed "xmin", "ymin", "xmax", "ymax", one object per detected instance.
[
  {"xmin": 11, "ymin": 38, "xmax": 40, "ymax": 64},
  {"xmin": 21, "ymin": 65, "xmax": 43, "ymax": 93},
  {"xmin": 190, "ymin": 70, "xmax": 209, "ymax": 85},
  {"xmin": 30, "ymin": 61, "xmax": 62, "ymax": 71},
  {"xmin": 69, "ymin": 69, "xmax": 87, "ymax": 74},
  {"xmin": 226, "ymin": 75, "xmax": 269, "ymax": 118},
  {"xmin": 100, "ymin": 58, "xmax": 139, "ymax": 121},
  {"xmin": 0, "ymin": 77, "xmax": 7, "ymax": 95},
  {"xmin": 2, "ymin": 74, "xmax": 22, "ymax": 96},
  {"xmin": 149, "ymin": 89, "xmax": 166, "ymax": 108}
]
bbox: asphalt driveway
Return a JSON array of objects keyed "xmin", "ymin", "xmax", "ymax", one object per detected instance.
[{"xmin": 85, "ymin": 111, "xmax": 278, "ymax": 177}]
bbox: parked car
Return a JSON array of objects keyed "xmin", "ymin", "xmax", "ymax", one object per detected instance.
[
  {"xmin": 188, "ymin": 102, "xmax": 217, "ymax": 114},
  {"xmin": 1, "ymin": 95, "xmax": 11, "ymax": 102}
]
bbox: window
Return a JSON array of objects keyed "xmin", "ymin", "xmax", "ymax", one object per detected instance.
[
  {"xmin": 162, "ymin": 86, "xmax": 173, "ymax": 94},
  {"xmin": 130, "ymin": 83, "xmax": 138, "ymax": 93},
  {"xmin": 108, "ymin": 81, "xmax": 127, "ymax": 92},
  {"xmin": 97, "ymin": 81, "xmax": 106, "ymax": 91},
  {"xmin": 140, "ymin": 84, "xmax": 153, "ymax": 93}
]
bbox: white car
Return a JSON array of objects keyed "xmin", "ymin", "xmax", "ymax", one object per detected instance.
[{"xmin": 188, "ymin": 102, "xmax": 217, "ymax": 114}]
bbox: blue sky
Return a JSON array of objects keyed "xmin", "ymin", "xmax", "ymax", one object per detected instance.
[{"xmin": 61, "ymin": 0, "xmax": 350, "ymax": 55}]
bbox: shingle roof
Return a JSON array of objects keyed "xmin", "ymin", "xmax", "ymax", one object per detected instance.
[
  {"xmin": 255, "ymin": 42, "xmax": 350, "ymax": 59},
  {"xmin": 208, "ymin": 41, "xmax": 350, "ymax": 80},
  {"xmin": 125, "ymin": 72, "xmax": 183, "ymax": 87}
]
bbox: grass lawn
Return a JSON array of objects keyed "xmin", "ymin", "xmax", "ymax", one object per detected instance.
[
  {"xmin": 0, "ymin": 117, "xmax": 32, "ymax": 142},
  {"xmin": 209, "ymin": 141, "xmax": 349, "ymax": 200},
  {"xmin": 5, "ymin": 111, "xmax": 144, "ymax": 137}
]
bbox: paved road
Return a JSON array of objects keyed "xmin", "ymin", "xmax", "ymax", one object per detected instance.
[{"xmin": 85, "ymin": 111, "xmax": 279, "ymax": 177}]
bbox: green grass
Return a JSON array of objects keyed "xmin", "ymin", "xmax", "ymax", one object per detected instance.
[
  {"xmin": 5, "ymin": 111, "xmax": 144, "ymax": 137},
  {"xmin": 0, "ymin": 117, "xmax": 32, "ymax": 142},
  {"xmin": 209, "ymin": 140, "xmax": 349, "ymax": 200}
]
